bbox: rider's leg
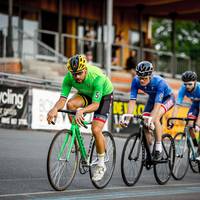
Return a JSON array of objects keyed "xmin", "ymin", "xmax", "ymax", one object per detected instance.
[
  {"xmin": 143, "ymin": 112, "xmax": 154, "ymax": 151},
  {"xmin": 153, "ymin": 95, "xmax": 175, "ymax": 160},
  {"xmin": 187, "ymin": 104, "xmax": 200, "ymax": 160},
  {"xmin": 187, "ymin": 103, "xmax": 198, "ymax": 141},
  {"xmin": 66, "ymin": 94, "xmax": 88, "ymax": 122},
  {"xmin": 91, "ymin": 118, "xmax": 107, "ymax": 181},
  {"xmin": 91, "ymin": 93, "xmax": 113, "ymax": 181},
  {"xmin": 91, "ymin": 119, "xmax": 106, "ymax": 162},
  {"xmin": 143, "ymin": 98, "xmax": 154, "ymax": 148},
  {"xmin": 153, "ymin": 106, "xmax": 166, "ymax": 153}
]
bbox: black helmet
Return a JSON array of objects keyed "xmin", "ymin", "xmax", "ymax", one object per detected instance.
[
  {"xmin": 136, "ymin": 61, "xmax": 153, "ymax": 77},
  {"xmin": 181, "ymin": 71, "xmax": 197, "ymax": 82}
]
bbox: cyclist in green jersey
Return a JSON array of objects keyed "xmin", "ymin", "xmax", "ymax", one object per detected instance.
[{"xmin": 47, "ymin": 54, "xmax": 113, "ymax": 181}]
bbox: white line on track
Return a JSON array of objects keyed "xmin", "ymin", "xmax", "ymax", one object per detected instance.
[
  {"xmin": 0, "ymin": 177, "xmax": 47, "ymax": 182},
  {"xmin": 0, "ymin": 182, "xmax": 200, "ymax": 198}
]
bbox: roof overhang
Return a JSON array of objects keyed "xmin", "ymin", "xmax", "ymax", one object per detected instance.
[{"xmin": 114, "ymin": 0, "xmax": 200, "ymax": 21}]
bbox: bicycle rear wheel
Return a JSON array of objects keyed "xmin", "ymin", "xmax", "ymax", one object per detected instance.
[
  {"xmin": 121, "ymin": 132, "xmax": 144, "ymax": 186},
  {"xmin": 89, "ymin": 131, "xmax": 116, "ymax": 189},
  {"xmin": 189, "ymin": 146, "xmax": 200, "ymax": 173},
  {"xmin": 154, "ymin": 134, "xmax": 175, "ymax": 185},
  {"xmin": 172, "ymin": 132, "xmax": 189, "ymax": 180},
  {"xmin": 47, "ymin": 129, "xmax": 79, "ymax": 191}
]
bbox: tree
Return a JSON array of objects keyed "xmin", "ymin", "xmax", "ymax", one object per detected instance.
[{"xmin": 152, "ymin": 18, "xmax": 200, "ymax": 76}]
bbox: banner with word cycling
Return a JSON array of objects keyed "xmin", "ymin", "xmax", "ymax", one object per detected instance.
[{"xmin": 0, "ymin": 84, "xmax": 28, "ymax": 127}]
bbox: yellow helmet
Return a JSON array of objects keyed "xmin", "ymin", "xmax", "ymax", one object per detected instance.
[{"xmin": 66, "ymin": 54, "xmax": 87, "ymax": 73}]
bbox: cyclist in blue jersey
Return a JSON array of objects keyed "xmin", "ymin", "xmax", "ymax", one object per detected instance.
[
  {"xmin": 169, "ymin": 71, "xmax": 200, "ymax": 160},
  {"xmin": 120, "ymin": 61, "xmax": 175, "ymax": 161}
]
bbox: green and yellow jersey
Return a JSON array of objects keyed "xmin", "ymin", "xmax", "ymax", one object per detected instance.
[{"xmin": 61, "ymin": 64, "xmax": 113, "ymax": 103}]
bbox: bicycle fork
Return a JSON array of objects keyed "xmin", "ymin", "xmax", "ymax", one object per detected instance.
[{"xmin": 57, "ymin": 130, "xmax": 75, "ymax": 161}]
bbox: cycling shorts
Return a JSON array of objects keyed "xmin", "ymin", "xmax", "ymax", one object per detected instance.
[
  {"xmin": 188, "ymin": 101, "xmax": 200, "ymax": 119},
  {"xmin": 143, "ymin": 93, "xmax": 175, "ymax": 115},
  {"xmin": 78, "ymin": 93, "xmax": 113, "ymax": 123}
]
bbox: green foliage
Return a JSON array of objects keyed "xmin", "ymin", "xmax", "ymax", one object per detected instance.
[
  {"xmin": 152, "ymin": 18, "xmax": 200, "ymax": 60},
  {"xmin": 152, "ymin": 18, "xmax": 200, "ymax": 77}
]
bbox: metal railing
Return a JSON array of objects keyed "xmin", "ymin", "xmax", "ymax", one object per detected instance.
[
  {"xmin": 0, "ymin": 27, "xmax": 191, "ymax": 76},
  {"xmin": 60, "ymin": 31, "xmax": 191, "ymax": 75},
  {"xmin": 0, "ymin": 72, "xmax": 61, "ymax": 90},
  {"xmin": 0, "ymin": 26, "xmax": 67, "ymax": 63}
]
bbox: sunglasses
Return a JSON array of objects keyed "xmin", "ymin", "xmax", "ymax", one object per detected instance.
[
  {"xmin": 72, "ymin": 71, "xmax": 84, "ymax": 77},
  {"xmin": 184, "ymin": 82, "xmax": 194, "ymax": 86},
  {"xmin": 138, "ymin": 76, "xmax": 149, "ymax": 80}
]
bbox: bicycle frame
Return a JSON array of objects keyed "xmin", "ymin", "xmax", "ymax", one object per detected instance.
[
  {"xmin": 168, "ymin": 117, "xmax": 197, "ymax": 159},
  {"xmin": 57, "ymin": 110, "xmax": 92, "ymax": 163},
  {"xmin": 123, "ymin": 115, "xmax": 156, "ymax": 164},
  {"xmin": 185, "ymin": 126, "xmax": 198, "ymax": 160},
  {"xmin": 47, "ymin": 109, "xmax": 116, "ymax": 190},
  {"xmin": 134, "ymin": 118, "xmax": 170, "ymax": 165}
]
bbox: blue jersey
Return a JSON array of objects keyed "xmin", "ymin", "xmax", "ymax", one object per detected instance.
[
  {"xmin": 130, "ymin": 75, "xmax": 173, "ymax": 103},
  {"xmin": 176, "ymin": 82, "xmax": 200, "ymax": 105}
]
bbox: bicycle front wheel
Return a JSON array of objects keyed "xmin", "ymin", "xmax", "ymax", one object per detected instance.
[
  {"xmin": 89, "ymin": 131, "xmax": 116, "ymax": 189},
  {"xmin": 47, "ymin": 129, "xmax": 79, "ymax": 191},
  {"xmin": 121, "ymin": 132, "xmax": 144, "ymax": 186},
  {"xmin": 172, "ymin": 132, "xmax": 189, "ymax": 180},
  {"xmin": 154, "ymin": 134, "xmax": 175, "ymax": 185}
]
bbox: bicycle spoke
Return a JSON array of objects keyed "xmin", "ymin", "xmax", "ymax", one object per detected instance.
[
  {"xmin": 154, "ymin": 134, "xmax": 174, "ymax": 185},
  {"xmin": 121, "ymin": 133, "xmax": 144, "ymax": 186},
  {"xmin": 47, "ymin": 130, "xmax": 78, "ymax": 191},
  {"xmin": 171, "ymin": 132, "xmax": 189, "ymax": 180},
  {"xmin": 89, "ymin": 131, "xmax": 116, "ymax": 189}
]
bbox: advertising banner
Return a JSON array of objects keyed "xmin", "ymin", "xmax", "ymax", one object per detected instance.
[
  {"xmin": 111, "ymin": 97, "xmax": 199, "ymax": 141},
  {"xmin": 112, "ymin": 99, "xmax": 145, "ymax": 134},
  {"xmin": 0, "ymin": 84, "xmax": 28, "ymax": 127},
  {"xmin": 31, "ymin": 88, "xmax": 108, "ymax": 132}
]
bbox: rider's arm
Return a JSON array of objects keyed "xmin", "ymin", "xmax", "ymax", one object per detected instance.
[
  {"xmin": 60, "ymin": 73, "xmax": 73, "ymax": 98},
  {"xmin": 130, "ymin": 77, "xmax": 139, "ymax": 101},
  {"xmin": 127, "ymin": 99, "xmax": 136, "ymax": 114},
  {"xmin": 47, "ymin": 97, "xmax": 67, "ymax": 124},
  {"xmin": 80, "ymin": 102, "xmax": 100, "ymax": 114},
  {"xmin": 52, "ymin": 96, "xmax": 67, "ymax": 111},
  {"xmin": 176, "ymin": 85, "xmax": 185, "ymax": 105},
  {"xmin": 47, "ymin": 74, "xmax": 72, "ymax": 124},
  {"xmin": 120, "ymin": 99, "xmax": 136, "ymax": 127},
  {"xmin": 120, "ymin": 78, "xmax": 138, "ymax": 127},
  {"xmin": 125, "ymin": 78, "xmax": 138, "ymax": 118}
]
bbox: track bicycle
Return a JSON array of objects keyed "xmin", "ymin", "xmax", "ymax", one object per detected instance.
[
  {"xmin": 121, "ymin": 114, "xmax": 175, "ymax": 186},
  {"xmin": 47, "ymin": 109, "xmax": 116, "ymax": 191},
  {"xmin": 167, "ymin": 117, "xmax": 200, "ymax": 180}
]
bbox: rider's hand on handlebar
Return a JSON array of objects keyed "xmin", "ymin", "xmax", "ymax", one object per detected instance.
[
  {"xmin": 75, "ymin": 109, "xmax": 85, "ymax": 127},
  {"xmin": 47, "ymin": 107, "xmax": 58, "ymax": 124},
  {"xmin": 119, "ymin": 120, "xmax": 129, "ymax": 128},
  {"xmin": 120, "ymin": 114, "xmax": 134, "ymax": 128},
  {"xmin": 120, "ymin": 117, "xmax": 131, "ymax": 128},
  {"xmin": 143, "ymin": 116, "xmax": 155, "ymax": 131}
]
